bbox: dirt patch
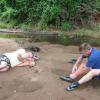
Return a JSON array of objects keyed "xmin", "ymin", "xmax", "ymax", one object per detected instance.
[
  {"xmin": 1, "ymin": 79, "xmax": 43, "ymax": 93},
  {"xmin": 0, "ymin": 38, "xmax": 100, "ymax": 100}
]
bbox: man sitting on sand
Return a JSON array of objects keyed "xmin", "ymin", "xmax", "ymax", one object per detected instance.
[
  {"xmin": 60, "ymin": 43, "xmax": 100, "ymax": 91},
  {"xmin": 0, "ymin": 48, "xmax": 38, "ymax": 72}
]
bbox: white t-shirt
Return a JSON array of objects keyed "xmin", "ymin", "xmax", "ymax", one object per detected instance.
[{"xmin": 5, "ymin": 49, "xmax": 27, "ymax": 68}]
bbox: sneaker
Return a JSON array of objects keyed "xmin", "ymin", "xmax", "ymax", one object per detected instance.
[
  {"xmin": 66, "ymin": 82, "xmax": 80, "ymax": 91},
  {"xmin": 60, "ymin": 76, "xmax": 74, "ymax": 82}
]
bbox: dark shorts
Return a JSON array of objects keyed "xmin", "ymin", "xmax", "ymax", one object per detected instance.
[
  {"xmin": 0, "ymin": 55, "xmax": 11, "ymax": 67},
  {"xmin": 96, "ymin": 75, "xmax": 100, "ymax": 78}
]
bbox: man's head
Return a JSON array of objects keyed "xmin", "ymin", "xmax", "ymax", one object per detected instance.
[{"xmin": 79, "ymin": 43, "xmax": 92, "ymax": 56}]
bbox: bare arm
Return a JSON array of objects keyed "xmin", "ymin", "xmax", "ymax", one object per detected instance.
[
  {"xmin": 16, "ymin": 61, "xmax": 35, "ymax": 67},
  {"xmin": 74, "ymin": 55, "xmax": 83, "ymax": 66},
  {"xmin": 17, "ymin": 54, "xmax": 35, "ymax": 67},
  {"xmin": 72, "ymin": 55, "xmax": 83, "ymax": 73}
]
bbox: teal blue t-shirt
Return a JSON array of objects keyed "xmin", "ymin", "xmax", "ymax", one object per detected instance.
[{"xmin": 86, "ymin": 48, "xmax": 100, "ymax": 69}]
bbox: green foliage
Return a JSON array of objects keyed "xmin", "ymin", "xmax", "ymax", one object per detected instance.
[
  {"xmin": 0, "ymin": 7, "xmax": 16, "ymax": 22},
  {"xmin": 7, "ymin": 20, "xmax": 17, "ymax": 28},
  {"xmin": 0, "ymin": 20, "xmax": 17, "ymax": 29},
  {"xmin": 39, "ymin": 5, "xmax": 60, "ymax": 29},
  {"xmin": 75, "ymin": 28, "xmax": 100, "ymax": 37},
  {"xmin": 60, "ymin": 22, "xmax": 72, "ymax": 31},
  {"xmin": 97, "ymin": 23, "xmax": 100, "ymax": 31},
  {"xmin": 0, "ymin": 0, "xmax": 100, "ymax": 30},
  {"xmin": 19, "ymin": 23, "xmax": 33, "ymax": 31},
  {"xmin": 0, "ymin": 21, "xmax": 7, "ymax": 28}
]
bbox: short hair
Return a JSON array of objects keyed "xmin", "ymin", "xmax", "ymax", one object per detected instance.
[{"xmin": 79, "ymin": 43, "xmax": 92, "ymax": 52}]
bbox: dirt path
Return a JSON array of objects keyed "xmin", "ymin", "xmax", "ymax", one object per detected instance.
[{"xmin": 0, "ymin": 38, "xmax": 100, "ymax": 100}]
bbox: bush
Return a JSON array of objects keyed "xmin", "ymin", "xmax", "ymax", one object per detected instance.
[
  {"xmin": 7, "ymin": 20, "xmax": 17, "ymax": 29},
  {"xmin": 60, "ymin": 22, "xmax": 72, "ymax": 31},
  {"xmin": 39, "ymin": 5, "xmax": 60, "ymax": 30},
  {"xmin": 0, "ymin": 7, "xmax": 16, "ymax": 22},
  {"xmin": 0, "ymin": 21, "xmax": 7, "ymax": 28},
  {"xmin": 0, "ymin": 0, "xmax": 100, "ymax": 30}
]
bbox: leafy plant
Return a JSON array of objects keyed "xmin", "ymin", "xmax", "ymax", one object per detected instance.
[
  {"xmin": 60, "ymin": 22, "xmax": 72, "ymax": 31},
  {"xmin": 0, "ymin": 0, "xmax": 100, "ymax": 30},
  {"xmin": 39, "ymin": 5, "xmax": 60, "ymax": 29}
]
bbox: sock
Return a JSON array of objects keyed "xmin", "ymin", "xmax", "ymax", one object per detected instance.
[{"xmin": 74, "ymin": 82, "xmax": 80, "ymax": 87}]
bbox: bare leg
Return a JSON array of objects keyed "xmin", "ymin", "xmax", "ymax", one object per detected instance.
[
  {"xmin": 70, "ymin": 63, "xmax": 90, "ymax": 79},
  {"xmin": 78, "ymin": 69, "xmax": 100, "ymax": 84},
  {"xmin": 0, "ymin": 66, "xmax": 9, "ymax": 72},
  {"xmin": 0, "ymin": 61, "xmax": 10, "ymax": 72}
]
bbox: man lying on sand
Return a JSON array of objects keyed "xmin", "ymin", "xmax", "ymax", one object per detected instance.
[
  {"xmin": 60, "ymin": 43, "xmax": 100, "ymax": 91},
  {"xmin": 0, "ymin": 48, "xmax": 39, "ymax": 72}
]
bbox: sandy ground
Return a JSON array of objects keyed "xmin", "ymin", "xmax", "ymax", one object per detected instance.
[{"xmin": 0, "ymin": 38, "xmax": 100, "ymax": 100}]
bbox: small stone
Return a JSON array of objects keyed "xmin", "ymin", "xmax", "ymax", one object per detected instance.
[
  {"xmin": 13, "ymin": 90, "xmax": 17, "ymax": 93},
  {"xmin": 31, "ymin": 77, "xmax": 38, "ymax": 82}
]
